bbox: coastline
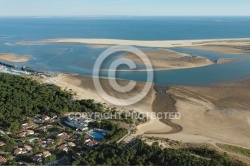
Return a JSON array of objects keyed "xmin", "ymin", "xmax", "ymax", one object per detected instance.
[{"xmin": 35, "ymin": 73, "xmax": 250, "ymax": 149}]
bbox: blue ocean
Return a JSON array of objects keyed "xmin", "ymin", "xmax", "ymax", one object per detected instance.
[{"xmin": 0, "ymin": 16, "xmax": 250, "ymax": 85}]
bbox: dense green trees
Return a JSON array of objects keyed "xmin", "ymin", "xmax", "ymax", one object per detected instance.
[
  {"xmin": 0, "ymin": 74, "xmax": 103, "ymax": 130},
  {"xmin": 74, "ymin": 140, "xmax": 244, "ymax": 166}
]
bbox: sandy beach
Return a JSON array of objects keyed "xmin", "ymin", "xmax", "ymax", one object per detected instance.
[
  {"xmin": 41, "ymin": 38, "xmax": 250, "ymax": 49},
  {"xmin": 0, "ymin": 53, "xmax": 30, "ymax": 62},
  {"xmin": 37, "ymin": 73, "xmax": 250, "ymax": 150},
  {"xmin": 39, "ymin": 74, "xmax": 169, "ymax": 135}
]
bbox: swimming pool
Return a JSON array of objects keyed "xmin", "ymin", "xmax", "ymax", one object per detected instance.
[{"xmin": 91, "ymin": 131, "xmax": 104, "ymax": 139}]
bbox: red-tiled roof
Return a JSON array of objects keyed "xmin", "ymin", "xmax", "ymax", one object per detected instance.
[
  {"xmin": 67, "ymin": 142, "xmax": 76, "ymax": 147},
  {"xmin": 0, "ymin": 156, "xmax": 7, "ymax": 163},
  {"xmin": 58, "ymin": 144, "xmax": 68, "ymax": 151}
]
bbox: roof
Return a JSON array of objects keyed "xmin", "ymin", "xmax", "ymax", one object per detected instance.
[
  {"xmin": 14, "ymin": 148, "xmax": 26, "ymax": 154},
  {"xmin": 87, "ymin": 140, "xmax": 98, "ymax": 147},
  {"xmin": 32, "ymin": 156, "xmax": 42, "ymax": 162},
  {"xmin": 67, "ymin": 142, "xmax": 76, "ymax": 147},
  {"xmin": 42, "ymin": 115, "xmax": 50, "ymax": 120},
  {"xmin": 39, "ymin": 126, "xmax": 47, "ymax": 130},
  {"xmin": 24, "ymin": 145, "xmax": 32, "ymax": 150},
  {"xmin": 38, "ymin": 141, "xmax": 47, "ymax": 147},
  {"xmin": 18, "ymin": 132, "xmax": 26, "ymax": 137},
  {"xmin": 84, "ymin": 139, "xmax": 91, "ymax": 144},
  {"xmin": 0, "ymin": 141, "xmax": 5, "ymax": 146},
  {"xmin": 22, "ymin": 122, "xmax": 33, "ymax": 129},
  {"xmin": 58, "ymin": 144, "xmax": 68, "ymax": 151},
  {"xmin": 58, "ymin": 132, "xmax": 69, "ymax": 139},
  {"xmin": 42, "ymin": 151, "xmax": 51, "ymax": 157},
  {"xmin": 26, "ymin": 130, "xmax": 34, "ymax": 134},
  {"xmin": 0, "ymin": 156, "xmax": 7, "ymax": 163}
]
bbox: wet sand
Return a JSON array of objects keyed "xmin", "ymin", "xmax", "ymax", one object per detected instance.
[
  {"xmin": 124, "ymin": 49, "xmax": 214, "ymax": 70},
  {"xmin": 39, "ymin": 73, "xmax": 250, "ymax": 149},
  {"xmin": 0, "ymin": 53, "xmax": 30, "ymax": 62}
]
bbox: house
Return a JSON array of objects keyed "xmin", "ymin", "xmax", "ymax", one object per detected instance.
[
  {"xmin": 39, "ymin": 124, "xmax": 53, "ymax": 131},
  {"xmin": 84, "ymin": 139, "xmax": 91, "ymax": 144},
  {"xmin": 18, "ymin": 130, "xmax": 34, "ymax": 137},
  {"xmin": 32, "ymin": 156, "xmax": 42, "ymax": 162},
  {"xmin": 18, "ymin": 132, "xmax": 27, "ymax": 137},
  {"xmin": 38, "ymin": 141, "xmax": 47, "ymax": 147},
  {"xmin": 0, "ymin": 141, "xmax": 5, "ymax": 147},
  {"xmin": 22, "ymin": 122, "xmax": 33, "ymax": 129},
  {"xmin": 24, "ymin": 145, "xmax": 32, "ymax": 152},
  {"xmin": 14, "ymin": 148, "xmax": 27, "ymax": 155},
  {"xmin": 0, "ymin": 156, "xmax": 7, "ymax": 164},
  {"xmin": 67, "ymin": 142, "xmax": 76, "ymax": 147},
  {"xmin": 87, "ymin": 140, "xmax": 98, "ymax": 147},
  {"xmin": 38, "ymin": 126, "xmax": 47, "ymax": 131},
  {"xmin": 42, "ymin": 115, "xmax": 50, "ymax": 121},
  {"xmin": 26, "ymin": 130, "xmax": 34, "ymax": 135},
  {"xmin": 58, "ymin": 132, "xmax": 69, "ymax": 140},
  {"xmin": 32, "ymin": 151, "xmax": 51, "ymax": 162},
  {"xmin": 42, "ymin": 151, "xmax": 51, "ymax": 158},
  {"xmin": 58, "ymin": 144, "xmax": 68, "ymax": 152},
  {"xmin": 31, "ymin": 153, "xmax": 43, "ymax": 162}
]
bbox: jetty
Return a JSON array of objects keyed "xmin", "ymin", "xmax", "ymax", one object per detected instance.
[{"xmin": 0, "ymin": 61, "xmax": 17, "ymax": 68}]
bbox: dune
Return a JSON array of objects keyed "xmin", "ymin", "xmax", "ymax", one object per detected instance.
[{"xmin": 0, "ymin": 53, "xmax": 30, "ymax": 62}]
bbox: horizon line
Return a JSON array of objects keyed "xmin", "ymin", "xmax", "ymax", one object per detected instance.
[{"xmin": 1, "ymin": 15, "xmax": 250, "ymax": 18}]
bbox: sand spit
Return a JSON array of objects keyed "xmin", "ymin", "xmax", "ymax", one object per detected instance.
[
  {"xmin": 184, "ymin": 45, "xmax": 250, "ymax": 54},
  {"xmin": 41, "ymin": 38, "xmax": 250, "ymax": 48},
  {"xmin": 124, "ymin": 49, "xmax": 214, "ymax": 70},
  {"xmin": 0, "ymin": 53, "xmax": 30, "ymax": 62}
]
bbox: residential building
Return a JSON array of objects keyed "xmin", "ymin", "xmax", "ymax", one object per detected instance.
[
  {"xmin": 0, "ymin": 156, "xmax": 7, "ymax": 164},
  {"xmin": 57, "ymin": 132, "xmax": 69, "ymax": 140},
  {"xmin": 26, "ymin": 130, "xmax": 34, "ymax": 135},
  {"xmin": 0, "ymin": 141, "xmax": 5, "ymax": 147},
  {"xmin": 87, "ymin": 140, "xmax": 98, "ymax": 147},
  {"xmin": 42, "ymin": 115, "xmax": 50, "ymax": 121},
  {"xmin": 14, "ymin": 148, "xmax": 27, "ymax": 155},
  {"xmin": 24, "ymin": 145, "xmax": 32, "ymax": 152},
  {"xmin": 67, "ymin": 142, "xmax": 76, "ymax": 147},
  {"xmin": 22, "ymin": 122, "xmax": 33, "ymax": 129},
  {"xmin": 38, "ymin": 141, "xmax": 47, "ymax": 147},
  {"xmin": 58, "ymin": 144, "xmax": 68, "ymax": 152},
  {"xmin": 42, "ymin": 151, "xmax": 51, "ymax": 158}
]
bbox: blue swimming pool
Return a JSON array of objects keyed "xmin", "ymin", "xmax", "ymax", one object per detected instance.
[{"xmin": 91, "ymin": 131, "xmax": 104, "ymax": 139}]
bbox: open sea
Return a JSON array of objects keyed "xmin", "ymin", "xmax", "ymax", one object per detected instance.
[{"xmin": 0, "ymin": 16, "xmax": 250, "ymax": 85}]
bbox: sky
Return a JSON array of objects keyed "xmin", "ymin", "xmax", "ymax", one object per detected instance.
[{"xmin": 0, "ymin": 0, "xmax": 250, "ymax": 17}]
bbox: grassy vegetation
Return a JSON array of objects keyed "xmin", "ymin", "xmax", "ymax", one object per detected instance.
[{"xmin": 217, "ymin": 143, "xmax": 250, "ymax": 157}]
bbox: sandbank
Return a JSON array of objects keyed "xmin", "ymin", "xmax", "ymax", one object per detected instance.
[{"xmin": 0, "ymin": 53, "xmax": 30, "ymax": 62}]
